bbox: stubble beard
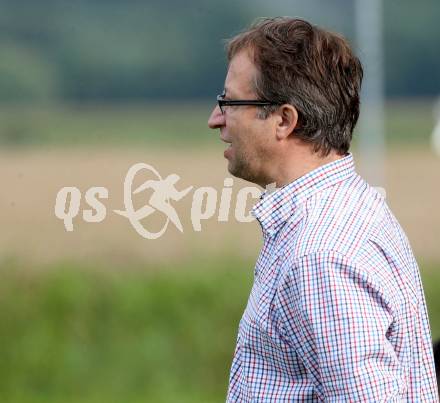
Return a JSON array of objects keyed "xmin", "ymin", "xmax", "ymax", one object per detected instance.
[{"xmin": 227, "ymin": 148, "xmax": 261, "ymax": 185}]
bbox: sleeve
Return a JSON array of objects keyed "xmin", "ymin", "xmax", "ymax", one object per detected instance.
[{"xmin": 277, "ymin": 250, "xmax": 405, "ymax": 401}]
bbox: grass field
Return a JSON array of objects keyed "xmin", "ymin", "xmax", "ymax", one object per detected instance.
[
  {"xmin": 0, "ymin": 100, "xmax": 439, "ymax": 401},
  {"xmin": 0, "ymin": 259, "xmax": 253, "ymax": 403},
  {"xmin": 0, "ymin": 103, "xmax": 215, "ymax": 147},
  {"xmin": 0, "ymin": 99, "xmax": 436, "ymax": 147},
  {"xmin": 0, "ymin": 259, "xmax": 439, "ymax": 403}
]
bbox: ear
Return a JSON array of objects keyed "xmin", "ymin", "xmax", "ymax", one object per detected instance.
[{"xmin": 274, "ymin": 104, "xmax": 298, "ymax": 141}]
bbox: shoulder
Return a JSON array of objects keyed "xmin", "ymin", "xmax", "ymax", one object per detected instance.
[{"xmin": 289, "ymin": 173, "xmax": 387, "ymax": 260}]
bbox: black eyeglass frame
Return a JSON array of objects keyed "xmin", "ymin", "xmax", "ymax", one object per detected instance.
[{"xmin": 216, "ymin": 92, "xmax": 279, "ymax": 115}]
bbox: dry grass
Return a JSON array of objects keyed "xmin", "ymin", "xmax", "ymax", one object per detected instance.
[{"xmin": 1, "ymin": 144, "xmax": 439, "ymax": 267}]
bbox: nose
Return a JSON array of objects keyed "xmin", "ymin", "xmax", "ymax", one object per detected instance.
[{"xmin": 208, "ymin": 105, "xmax": 225, "ymax": 129}]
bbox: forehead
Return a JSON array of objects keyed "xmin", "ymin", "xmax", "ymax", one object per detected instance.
[{"xmin": 225, "ymin": 49, "xmax": 257, "ymax": 97}]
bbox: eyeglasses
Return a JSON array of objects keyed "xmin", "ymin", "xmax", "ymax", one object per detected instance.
[{"xmin": 216, "ymin": 91, "xmax": 279, "ymax": 115}]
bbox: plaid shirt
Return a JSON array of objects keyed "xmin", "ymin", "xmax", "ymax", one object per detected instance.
[{"xmin": 227, "ymin": 154, "xmax": 438, "ymax": 402}]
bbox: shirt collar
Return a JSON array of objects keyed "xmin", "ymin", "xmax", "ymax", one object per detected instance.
[{"xmin": 252, "ymin": 153, "xmax": 356, "ymax": 237}]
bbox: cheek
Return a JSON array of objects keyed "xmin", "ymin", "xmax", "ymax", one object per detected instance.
[
  {"xmin": 228, "ymin": 112, "xmax": 272, "ymax": 153},
  {"xmin": 252, "ymin": 133, "xmax": 277, "ymax": 166},
  {"xmin": 227, "ymin": 117, "xmax": 246, "ymax": 144}
]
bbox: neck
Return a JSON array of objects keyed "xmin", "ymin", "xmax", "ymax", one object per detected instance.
[{"xmin": 263, "ymin": 144, "xmax": 345, "ymax": 188}]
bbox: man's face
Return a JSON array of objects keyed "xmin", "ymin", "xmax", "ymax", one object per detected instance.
[{"xmin": 208, "ymin": 50, "xmax": 277, "ymax": 186}]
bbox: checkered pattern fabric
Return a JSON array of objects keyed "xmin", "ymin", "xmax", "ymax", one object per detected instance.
[{"xmin": 227, "ymin": 154, "xmax": 438, "ymax": 402}]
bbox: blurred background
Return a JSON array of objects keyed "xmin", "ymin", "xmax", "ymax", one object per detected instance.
[{"xmin": 0, "ymin": 0, "xmax": 439, "ymax": 401}]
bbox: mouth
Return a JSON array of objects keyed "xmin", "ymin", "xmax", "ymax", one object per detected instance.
[
  {"xmin": 221, "ymin": 137, "xmax": 233, "ymax": 158},
  {"xmin": 220, "ymin": 135, "xmax": 232, "ymax": 146}
]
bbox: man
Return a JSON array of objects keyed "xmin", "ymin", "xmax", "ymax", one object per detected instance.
[{"xmin": 208, "ymin": 17, "xmax": 438, "ymax": 401}]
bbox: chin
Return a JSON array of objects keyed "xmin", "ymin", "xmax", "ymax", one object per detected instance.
[
  {"xmin": 227, "ymin": 165, "xmax": 240, "ymax": 179},
  {"xmin": 227, "ymin": 157, "xmax": 260, "ymax": 184},
  {"xmin": 231, "ymin": 167, "xmax": 258, "ymax": 184}
]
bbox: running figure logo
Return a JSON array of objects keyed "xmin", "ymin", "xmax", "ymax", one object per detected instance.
[{"xmin": 114, "ymin": 163, "xmax": 193, "ymax": 239}]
